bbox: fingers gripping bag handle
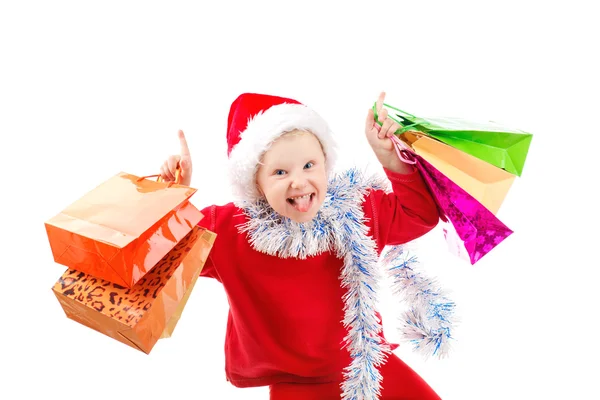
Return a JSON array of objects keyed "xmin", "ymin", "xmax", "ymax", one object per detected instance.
[{"xmin": 137, "ymin": 166, "xmax": 182, "ymax": 186}]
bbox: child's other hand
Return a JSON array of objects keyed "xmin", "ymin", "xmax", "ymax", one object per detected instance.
[
  {"xmin": 365, "ymin": 92, "xmax": 403, "ymax": 167},
  {"xmin": 159, "ymin": 130, "xmax": 193, "ymax": 186}
]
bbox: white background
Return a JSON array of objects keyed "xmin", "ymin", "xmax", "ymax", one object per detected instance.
[{"xmin": 1, "ymin": 1, "xmax": 598, "ymax": 399}]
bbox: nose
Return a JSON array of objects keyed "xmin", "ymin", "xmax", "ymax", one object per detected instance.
[{"xmin": 290, "ymin": 175, "xmax": 307, "ymax": 190}]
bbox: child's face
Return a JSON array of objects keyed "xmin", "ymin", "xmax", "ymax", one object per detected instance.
[{"xmin": 256, "ymin": 131, "xmax": 328, "ymax": 223}]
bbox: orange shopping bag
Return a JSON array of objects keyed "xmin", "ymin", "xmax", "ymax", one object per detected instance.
[
  {"xmin": 160, "ymin": 260, "xmax": 202, "ymax": 339},
  {"xmin": 45, "ymin": 170, "xmax": 202, "ymax": 287},
  {"xmin": 53, "ymin": 226, "xmax": 216, "ymax": 354}
]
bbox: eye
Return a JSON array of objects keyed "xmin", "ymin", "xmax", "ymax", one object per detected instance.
[
  {"xmin": 274, "ymin": 169, "xmax": 286, "ymax": 176},
  {"xmin": 304, "ymin": 162, "xmax": 314, "ymax": 169}
]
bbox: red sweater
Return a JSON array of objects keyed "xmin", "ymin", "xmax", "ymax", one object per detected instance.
[{"xmin": 197, "ymin": 168, "xmax": 439, "ymax": 388}]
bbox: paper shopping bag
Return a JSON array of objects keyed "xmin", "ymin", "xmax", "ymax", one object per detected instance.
[
  {"xmin": 45, "ymin": 171, "xmax": 203, "ymax": 287},
  {"xmin": 53, "ymin": 226, "xmax": 216, "ymax": 354},
  {"xmin": 160, "ymin": 266, "xmax": 201, "ymax": 339},
  {"xmin": 382, "ymin": 104, "xmax": 533, "ymax": 176},
  {"xmin": 403, "ymin": 132, "xmax": 516, "ymax": 214}
]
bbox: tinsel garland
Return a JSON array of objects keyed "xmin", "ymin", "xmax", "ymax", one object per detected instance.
[{"xmin": 382, "ymin": 245, "xmax": 457, "ymax": 359}]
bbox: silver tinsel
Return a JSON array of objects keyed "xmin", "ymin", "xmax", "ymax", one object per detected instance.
[{"xmin": 382, "ymin": 245, "xmax": 457, "ymax": 359}]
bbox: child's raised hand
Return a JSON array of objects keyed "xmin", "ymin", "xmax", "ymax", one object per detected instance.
[
  {"xmin": 365, "ymin": 92, "xmax": 404, "ymax": 170},
  {"xmin": 159, "ymin": 130, "xmax": 193, "ymax": 186}
]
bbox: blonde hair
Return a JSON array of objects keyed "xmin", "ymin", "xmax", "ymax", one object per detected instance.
[
  {"xmin": 280, "ymin": 129, "xmax": 325, "ymax": 151},
  {"xmin": 280, "ymin": 129, "xmax": 311, "ymax": 138}
]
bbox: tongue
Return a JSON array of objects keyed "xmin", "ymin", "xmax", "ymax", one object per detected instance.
[{"xmin": 293, "ymin": 195, "xmax": 311, "ymax": 212}]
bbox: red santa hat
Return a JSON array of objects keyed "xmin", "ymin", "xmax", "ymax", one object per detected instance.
[{"xmin": 226, "ymin": 93, "xmax": 338, "ymax": 204}]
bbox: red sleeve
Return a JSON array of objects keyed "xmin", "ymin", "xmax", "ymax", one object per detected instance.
[
  {"xmin": 197, "ymin": 204, "xmax": 218, "ymax": 279},
  {"xmin": 363, "ymin": 167, "xmax": 440, "ymax": 252}
]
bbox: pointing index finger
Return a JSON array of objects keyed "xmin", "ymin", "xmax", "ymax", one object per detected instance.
[
  {"xmin": 376, "ymin": 91, "xmax": 386, "ymax": 113},
  {"xmin": 178, "ymin": 130, "xmax": 190, "ymax": 157}
]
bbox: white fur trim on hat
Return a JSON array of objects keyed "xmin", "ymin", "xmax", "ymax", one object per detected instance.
[{"xmin": 228, "ymin": 103, "xmax": 338, "ymax": 204}]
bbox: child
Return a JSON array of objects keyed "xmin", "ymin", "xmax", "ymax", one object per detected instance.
[{"xmin": 159, "ymin": 92, "xmax": 442, "ymax": 400}]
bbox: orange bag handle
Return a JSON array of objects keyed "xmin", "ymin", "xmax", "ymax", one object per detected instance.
[{"xmin": 137, "ymin": 167, "xmax": 182, "ymax": 187}]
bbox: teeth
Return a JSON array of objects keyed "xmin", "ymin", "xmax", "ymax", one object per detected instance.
[{"xmin": 289, "ymin": 194, "xmax": 311, "ymax": 200}]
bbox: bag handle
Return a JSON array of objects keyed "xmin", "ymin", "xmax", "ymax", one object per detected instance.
[
  {"xmin": 381, "ymin": 102, "xmax": 417, "ymax": 119},
  {"xmin": 381, "ymin": 103, "xmax": 431, "ymax": 129},
  {"xmin": 372, "ymin": 102, "xmax": 426, "ymax": 135},
  {"xmin": 136, "ymin": 167, "xmax": 182, "ymax": 187},
  {"xmin": 390, "ymin": 133, "xmax": 417, "ymax": 165}
]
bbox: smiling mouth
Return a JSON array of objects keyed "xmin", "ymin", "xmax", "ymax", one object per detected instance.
[{"xmin": 287, "ymin": 193, "xmax": 315, "ymax": 212}]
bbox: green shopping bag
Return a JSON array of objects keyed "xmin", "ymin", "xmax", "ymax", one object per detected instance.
[{"xmin": 379, "ymin": 103, "xmax": 533, "ymax": 176}]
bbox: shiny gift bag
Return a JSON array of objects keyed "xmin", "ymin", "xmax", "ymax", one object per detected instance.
[
  {"xmin": 402, "ymin": 132, "xmax": 516, "ymax": 214},
  {"xmin": 391, "ymin": 135, "xmax": 513, "ymax": 264},
  {"xmin": 382, "ymin": 104, "xmax": 533, "ymax": 176},
  {"xmin": 53, "ymin": 226, "xmax": 216, "ymax": 354},
  {"xmin": 45, "ymin": 170, "xmax": 202, "ymax": 287}
]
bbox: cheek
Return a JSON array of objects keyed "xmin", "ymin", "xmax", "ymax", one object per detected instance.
[
  {"xmin": 262, "ymin": 180, "xmax": 288, "ymax": 202},
  {"xmin": 315, "ymin": 172, "xmax": 328, "ymax": 191}
]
